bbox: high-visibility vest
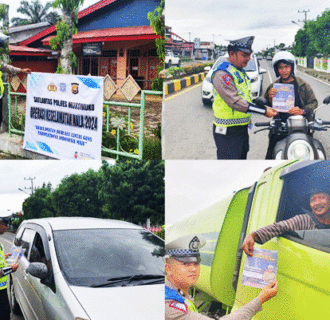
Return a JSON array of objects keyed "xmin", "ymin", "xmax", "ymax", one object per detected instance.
[
  {"xmin": 165, "ymin": 285, "xmax": 199, "ymax": 313},
  {"xmin": 211, "ymin": 61, "xmax": 252, "ymax": 127},
  {"xmin": 0, "ymin": 243, "xmax": 8, "ymax": 290},
  {"xmin": 0, "ymin": 71, "xmax": 4, "ymax": 97}
]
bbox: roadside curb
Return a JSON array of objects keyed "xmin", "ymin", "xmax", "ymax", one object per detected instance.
[{"xmin": 165, "ymin": 72, "xmax": 207, "ymax": 95}]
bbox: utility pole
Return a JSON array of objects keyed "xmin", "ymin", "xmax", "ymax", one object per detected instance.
[
  {"xmin": 24, "ymin": 177, "xmax": 36, "ymax": 195},
  {"xmin": 298, "ymin": 9, "xmax": 310, "ymax": 23}
]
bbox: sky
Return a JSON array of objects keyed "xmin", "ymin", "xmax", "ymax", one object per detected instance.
[
  {"xmin": 165, "ymin": 160, "xmax": 284, "ymax": 227},
  {"xmin": 0, "ymin": 160, "xmax": 114, "ymax": 217},
  {"xmin": 165, "ymin": 0, "xmax": 330, "ymax": 52}
]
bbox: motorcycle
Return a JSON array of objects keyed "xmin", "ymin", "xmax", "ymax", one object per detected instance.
[{"xmin": 253, "ymin": 96, "xmax": 330, "ymax": 160}]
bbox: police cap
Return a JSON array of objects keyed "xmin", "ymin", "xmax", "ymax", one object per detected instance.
[
  {"xmin": 165, "ymin": 234, "xmax": 206, "ymax": 263},
  {"xmin": 228, "ymin": 36, "xmax": 254, "ymax": 54}
]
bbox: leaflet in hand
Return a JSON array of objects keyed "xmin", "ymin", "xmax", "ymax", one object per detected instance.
[
  {"xmin": 272, "ymin": 83, "xmax": 295, "ymax": 113},
  {"xmin": 7, "ymin": 246, "xmax": 26, "ymax": 264},
  {"xmin": 241, "ymin": 248, "xmax": 278, "ymax": 289}
]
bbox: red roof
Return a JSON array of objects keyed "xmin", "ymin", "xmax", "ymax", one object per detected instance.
[
  {"xmin": 19, "ymin": 0, "xmax": 118, "ymax": 46},
  {"xmin": 9, "ymin": 45, "xmax": 52, "ymax": 56},
  {"xmin": 42, "ymin": 25, "xmax": 157, "ymax": 45}
]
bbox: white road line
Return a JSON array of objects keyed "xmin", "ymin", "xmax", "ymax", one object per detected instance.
[
  {"xmin": 0, "ymin": 237, "xmax": 13, "ymax": 245},
  {"xmin": 268, "ymin": 69, "xmax": 273, "ymax": 84},
  {"xmin": 297, "ymin": 70, "xmax": 330, "ymax": 87}
]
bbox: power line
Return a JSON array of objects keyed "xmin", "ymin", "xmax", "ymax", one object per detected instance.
[{"xmin": 298, "ymin": 9, "xmax": 310, "ymax": 23}]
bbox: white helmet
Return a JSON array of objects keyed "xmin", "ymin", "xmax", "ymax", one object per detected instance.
[{"xmin": 272, "ymin": 51, "xmax": 296, "ymax": 78}]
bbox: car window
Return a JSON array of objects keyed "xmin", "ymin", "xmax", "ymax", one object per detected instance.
[
  {"xmin": 30, "ymin": 232, "xmax": 47, "ymax": 264},
  {"xmin": 277, "ymin": 161, "xmax": 330, "ymax": 253},
  {"xmin": 244, "ymin": 58, "xmax": 257, "ymax": 72},
  {"xmin": 212, "ymin": 56, "xmax": 227, "ymax": 70},
  {"xmin": 53, "ymin": 228, "xmax": 164, "ymax": 287},
  {"xmin": 20, "ymin": 228, "xmax": 36, "ymax": 258}
]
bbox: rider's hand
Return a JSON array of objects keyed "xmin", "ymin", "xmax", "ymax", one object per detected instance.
[
  {"xmin": 258, "ymin": 281, "xmax": 278, "ymax": 303},
  {"xmin": 268, "ymin": 88, "xmax": 278, "ymax": 99},
  {"xmin": 241, "ymin": 232, "xmax": 257, "ymax": 256},
  {"xmin": 265, "ymin": 107, "xmax": 278, "ymax": 118},
  {"xmin": 5, "ymin": 253, "xmax": 11, "ymax": 259},
  {"xmin": 21, "ymin": 68, "xmax": 31, "ymax": 74},
  {"xmin": 289, "ymin": 107, "xmax": 305, "ymax": 115}
]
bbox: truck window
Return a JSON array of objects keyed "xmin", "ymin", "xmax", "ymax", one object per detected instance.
[{"xmin": 277, "ymin": 161, "xmax": 330, "ymax": 253}]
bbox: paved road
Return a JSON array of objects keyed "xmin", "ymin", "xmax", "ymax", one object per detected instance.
[
  {"xmin": 163, "ymin": 59, "xmax": 330, "ymax": 159},
  {"xmin": 0, "ymin": 232, "xmax": 25, "ymax": 320}
]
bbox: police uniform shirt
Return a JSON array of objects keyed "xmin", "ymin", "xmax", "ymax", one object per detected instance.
[
  {"xmin": 212, "ymin": 59, "xmax": 250, "ymax": 113},
  {"xmin": 165, "ymin": 280, "xmax": 263, "ymax": 320}
]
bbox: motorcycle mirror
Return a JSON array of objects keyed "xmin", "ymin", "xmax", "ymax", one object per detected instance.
[
  {"xmin": 323, "ymin": 96, "xmax": 330, "ymax": 104},
  {"xmin": 254, "ymin": 97, "xmax": 267, "ymax": 107}
]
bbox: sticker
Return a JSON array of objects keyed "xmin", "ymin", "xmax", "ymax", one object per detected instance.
[
  {"xmin": 169, "ymin": 301, "xmax": 188, "ymax": 313},
  {"xmin": 222, "ymin": 75, "xmax": 231, "ymax": 86}
]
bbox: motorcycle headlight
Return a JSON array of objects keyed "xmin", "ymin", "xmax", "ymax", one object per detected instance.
[{"xmin": 287, "ymin": 140, "xmax": 314, "ymax": 160}]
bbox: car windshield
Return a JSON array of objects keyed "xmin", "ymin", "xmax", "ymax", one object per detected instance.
[
  {"xmin": 212, "ymin": 56, "xmax": 227, "ymax": 70},
  {"xmin": 244, "ymin": 58, "xmax": 257, "ymax": 72},
  {"xmin": 53, "ymin": 228, "xmax": 164, "ymax": 287}
]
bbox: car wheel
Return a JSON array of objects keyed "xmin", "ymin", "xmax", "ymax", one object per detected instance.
[
  {"xmin": 168, "ymin": 60, "xmax": 172, "ymax": 68},
  {"xmin": 8, "ymin": 276, "xmax": 22, "ymax": 316},
  {"xmin": 177, "ymin": 61, "xmax": 181, "ymax": 67},
  {"xmin": 202, "ymin": 98, "xmax": 212, "ymax": 106}
]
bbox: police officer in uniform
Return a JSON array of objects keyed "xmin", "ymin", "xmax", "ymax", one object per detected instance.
[
  {"xmin": 211, "ymin": 36, "xmax": 278, "ymax": 159},
  {"xmin": 165, "ymin": 234, "xmax": 278, "ymax": 319},
  {"xmin": 0, "ymin": 218, "xmax": 19, "ymax": 320}
]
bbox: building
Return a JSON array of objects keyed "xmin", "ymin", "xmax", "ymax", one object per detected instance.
[
  {"xmin": 10, "ymin": 0, "xmax": 161, "ymax": 90},
  {"xmin": 165, "ymin": 26, "xmax": 194, "ymax": 58}
]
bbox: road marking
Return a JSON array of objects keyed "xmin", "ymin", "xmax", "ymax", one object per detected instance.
[
  {"xmin": 268, "ymin": 69, "xmax": 273, "ymax": 84},
  {"xmin": 297, "ymin": 70, "xmax": 330, "ymax": 87},
  {"xmin": 165, "ymin": 83, "xmax": 202, "ymax": 101},
  {"xmin": 1, "ymin": 237, "xmax": 12, "ymax": 245}
]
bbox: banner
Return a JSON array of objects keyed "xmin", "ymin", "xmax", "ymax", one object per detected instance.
[{"xmin": 23, "ymin": 73, "xmax": 104, "ymax": 160}]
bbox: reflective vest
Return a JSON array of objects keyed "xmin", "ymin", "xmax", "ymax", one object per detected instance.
[
  {"xmin": 0, "ymin": 71, "xmax": 4, "ymax": 97},
  {"xmin": 211, "ymin": 61, "xmax": 252, "ymax": 127},
  {"xmin": 165, "ymin": 285, "xmax": 199, "ymax": 313},
  {"xmin": 0, "ymin": 242, "xmax": 8, "ymax": 290}
]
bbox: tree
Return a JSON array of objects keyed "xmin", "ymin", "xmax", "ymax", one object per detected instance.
[
  {"xmin": 11, "ymin": 0, "xmax": 59, "ymax": 26},
  {"xmin": 98, "ymin": 160, "xmax": 164, "ymax": 225},
  {"xmin": 22, "ymin": 182, "xmax": 54, "ymax": 220},
  {"xmin": 52, "ymin": 169, "xmax": 105, "ymax": 218},
  {"xmin": 50, "ymin": 0, "xmax": 84, "ymax": 73}
]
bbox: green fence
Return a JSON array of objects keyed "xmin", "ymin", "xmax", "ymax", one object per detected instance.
[{"xmin": 6, "ymin": 83, "xmax": 162, "ymax": 160}]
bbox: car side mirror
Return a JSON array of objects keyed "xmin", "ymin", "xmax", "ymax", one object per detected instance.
[
  {"xmin": 323, "ymin": 95, "xmax": 330, "ymax": 104},
  {"xmin": 259, "ymin": 68, "xmax": 266, "ymax": 75},
  {"xmin": 26, "ymin": 262, "xmax": 48, "ymax": 280}
]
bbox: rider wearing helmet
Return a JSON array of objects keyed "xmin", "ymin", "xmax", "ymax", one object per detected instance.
[
  {"xmin": 264, "ymin": 51, "xmax": 317, "ymax": 159},
  {"xmin": 0, "ymin": 32, "xmax": 31, "ymax": 131}
]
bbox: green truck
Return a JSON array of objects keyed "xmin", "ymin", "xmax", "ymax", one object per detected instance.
[{"xmin": 166, "ymin": 160, "xmax": 330, "ymax": 319}]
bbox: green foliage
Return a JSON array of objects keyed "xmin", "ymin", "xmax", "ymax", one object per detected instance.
[
  {"xmin": 11, "ymin": 0, "xmax": 60, "ymax": 26},
  {"xmin": 52, "ymin": 0, "xmax": 84, "ymax": 11},
  {"xmin": 155, "ymin": 227, "xmax": 164, "ymax": 239},
  {"xmin": 151, "ymin": 122, "xmax": 161, "ymax": 140},
  {"xmin": 98, "ymin": 161, "xmax": 164, "ymax": 225},
  {"xmin": 11, "ymin": 220, "xmax": 21, "ymax": 230},
  {"xmin": 0, "ymin": 4, "xmax": 6, "ymax": 20},
  {"xmin": 148, "ymin": 0, "xmax": 165, "ymax": 76},
  {"xmin": 151, "ymin": 76, "xmax": 163, "ymax": 91},
  {"xmin": 143, "ymin": 137, "xmax": 161, "ymax": 160},
  {"xmin": 49, "ymin": 20, "xmax": 70, "ymax": 50}
]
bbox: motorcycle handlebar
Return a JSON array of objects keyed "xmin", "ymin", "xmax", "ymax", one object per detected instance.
[
  {"xmin": 255, "ymin": 122, "xmax": 270, "ymax": 127},
  {"xmin": 321, "ymin": 121, "xmax": 330, "ymax": 125}
]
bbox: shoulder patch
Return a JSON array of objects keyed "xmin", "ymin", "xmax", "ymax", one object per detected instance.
[
  {"xmin": 222, "ymin": 74, "xmax": 231, "ymax": 86},
  {"xmin": 169, "ymin": 301, "xmax": 188, "ymax": 313}
]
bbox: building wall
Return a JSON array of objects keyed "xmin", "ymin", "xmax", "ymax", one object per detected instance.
[
  {"xmin": 12, "ymin": 59, "xmax": 57, "ymax": 74},
  {"xmin": 79, "ymin": 0, "xmax": 160, "ymax": 31}
]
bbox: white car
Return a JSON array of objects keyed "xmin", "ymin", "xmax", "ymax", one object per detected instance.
[
  {"xmin": 8, "ymin": 217, "xmax": 164, "ymax": 320},
  {"xmin": 201, "ymin": 53, "xmax": 266, "ymax": 106},
  {"xmin": 165, "ymin": 51, "xmax": 181, "ymax": 68}
]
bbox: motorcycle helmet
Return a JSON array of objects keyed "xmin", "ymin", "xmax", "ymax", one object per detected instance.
[{"xmin": 272, "ymin": 51, "xmax": 296, "ymax": 78}]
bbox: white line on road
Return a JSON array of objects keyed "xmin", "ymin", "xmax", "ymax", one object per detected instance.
[
  {"xmin": 268, "ymin": 69, "xmax": 273, "ymax": 84},
  {"xmin": 0, "ymin": 237, "xmax": 13, "ymax": 245}
]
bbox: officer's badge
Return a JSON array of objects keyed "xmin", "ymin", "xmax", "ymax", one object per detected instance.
[
  {"xmin": 169, "ymin": 301, "xmax": 188, "ymax": 313},
  {"xmin": 222, "ymin": 75, "xmax": 231, "ymax": 86},
  {"xmin": 189, "ymin": 236, "xmax": 200, "ymax": 252}
]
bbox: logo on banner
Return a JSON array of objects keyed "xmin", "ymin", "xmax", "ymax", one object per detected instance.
[
  {"xmin": 60, "ymin": 83, "xmax": 67, "ymax": 93},
  {"xmin": 71, "ymin": 83, "xmax": 79, "ymax": 94},
  {"xmin": 47, "ymin": 83, "xmax": 57, "ymax": 92}
]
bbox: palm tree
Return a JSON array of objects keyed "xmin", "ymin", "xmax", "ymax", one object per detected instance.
[{"xmin": 11, "ymin": 0, "xmax": 60, "ymax": 26}]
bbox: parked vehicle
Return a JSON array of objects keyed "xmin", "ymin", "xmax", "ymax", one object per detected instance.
[
  {"xmin": 253, "ymin": 96, "xmax": 330, "ymax": 159},
  {"xmin": 8, "ymin": 217, "xmax": 164, "ymax": 320},
  {"xmin": 266, "ymin": 55, "xmax": 272, "ymax": 61},
  {"xmin": 165, "ymin": 51, "xmax": 181, "ymax": 68},
  {"xmin": 166, "ymin": 160, "xmax": 330, "ymax": 319},
  {"xmin": 201, "ymin": 53, "xmax": 266, "ymax": 106}
]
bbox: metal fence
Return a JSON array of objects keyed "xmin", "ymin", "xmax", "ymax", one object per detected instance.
[{"xmin": 6, "ymin": 80, "xmax": 162, "ymax": 160}]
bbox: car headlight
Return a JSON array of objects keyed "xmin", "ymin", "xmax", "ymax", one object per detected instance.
[{"xmin": 287, "ymin": 140, "xmax": 314, "ymax": 160}]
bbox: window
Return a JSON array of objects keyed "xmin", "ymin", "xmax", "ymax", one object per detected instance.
[
  {"xmin": 30, "ymin": 233, "xmax": 46, "ymax": 264},
  {"xmin": 20, "ymin": 228, "xmax": 36, "ymax": 258},
  {"xmin": 276, "ymin": 161, "xmax": 330, "ymax": 253}
]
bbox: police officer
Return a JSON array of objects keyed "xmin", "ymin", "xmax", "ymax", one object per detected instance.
[
  {"xmin": 165, "ymin": 234, "xmax": 278, "ymax": 319},
  {"xmin": 0, "ymin": 218, "xmax": 19, "ymax": 320},
  {"xmin": 211, "ymin": 36, "xmax": 278, "ymax": 159},
  {"xmin": 0, "ymin": 32, "xmax": 31, "ymax": 131}
]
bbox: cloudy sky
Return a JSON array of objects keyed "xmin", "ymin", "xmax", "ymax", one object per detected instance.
[
  {"xmin": 165, "ymin": 0, "xmax": 329, "ymax": 52},
  {"xmin": 165, "ymin": 160, "xmax": 284, "ymax": 227},
  {"xmin": 0, "ymin": 160, "xmax": 114, "ymax": 217}
]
